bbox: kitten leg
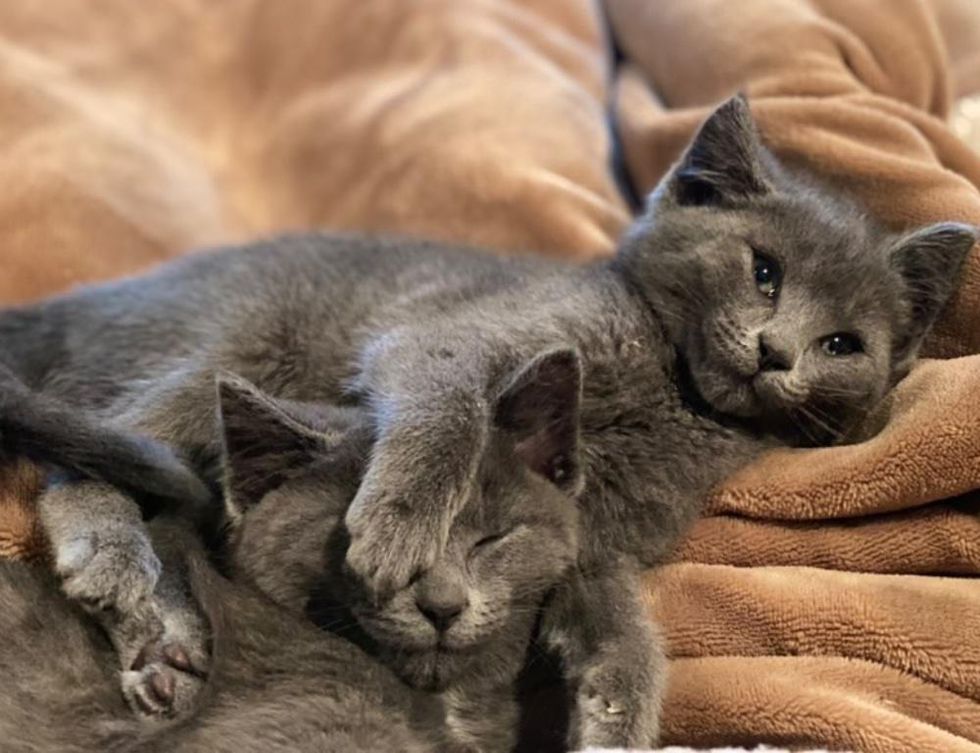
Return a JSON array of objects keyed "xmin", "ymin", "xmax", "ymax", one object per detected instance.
[
  {"xmin": 346, "ymin": 335, "xmax": 583, "ymax": 600},
  {"xmin": 344, "ymin": 327, "xmax": 496, "ymax": 597},
  {"xmin": 120, "ymin": 517, "xmax": 211, "ymax": 719},
  {"xmin": 539, "ymin": 565, "xmax": 666, "ymax": 750},
  {"xmin": 39, "ymin": 477, "xmax": 162, "ymax": 616},
  {"xmin": 39, "ymin": 479, "xmax": 210, "ymax": 719},
  {"xmin": 343, "ymin": 394, "xmax": 489, "ymax": 598}
]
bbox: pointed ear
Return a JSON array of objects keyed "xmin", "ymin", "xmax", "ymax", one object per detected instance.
[
  {"xmin": 890, "ymin": 222, "xmax": 977, "ymax": 371},
  {"xmin": 493, "ymin": 348, "xmax": 583, "ymax": 494},
  {"xmin": 670, "ymin": 94, "xmax": 771, "ymax": 207},
  {"xmin": 217, "ymin": 373, "xmax": 324, "ymax": 521}
]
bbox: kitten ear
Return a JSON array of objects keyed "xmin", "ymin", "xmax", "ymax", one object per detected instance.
[
  {"xmin": 890, "ymin": 222, "xmax": 977, "ymax": 372},
  {"xmin": 493, "ymin": 348, "xmax": 583, "ymax": 494},
  {"xmin": 670, "ymin": 93, "xmax": 771, "ymax": 207},
  {"xmin": 217, "ymin": 373, "xmax": 324, "ymax": 521}
]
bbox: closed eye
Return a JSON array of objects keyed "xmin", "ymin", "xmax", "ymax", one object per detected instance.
[
  {"xmin": 473, "ymin": 532, "xmax": 508, "ymax": 550},
  {"xmin": 470, "ymin": 526, "xmax": 519, "ymax": 555}
]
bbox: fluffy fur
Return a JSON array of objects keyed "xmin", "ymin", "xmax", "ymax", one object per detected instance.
[
  {"xmin": 0, "ymin": 498, "xmax": 433, "ymax": 753},
  {"xmin": 0, "ymin": 363, "xmax": 209, "ymax": 521}
]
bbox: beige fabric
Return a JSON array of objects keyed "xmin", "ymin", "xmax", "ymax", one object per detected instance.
[
  {"xmin": 0, "ymin": 459, "xmax": 47, "ymax": 563},
  {"xmin": 0, "ymin": 0, "xmax": 626, "ymax": 306}
]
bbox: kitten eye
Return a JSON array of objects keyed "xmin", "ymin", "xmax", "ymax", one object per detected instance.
[
  {"xmin": 752, "ymin": 251, "xmax": 781, "ymax": 299},
  {"xmin": 472, "ymin": 531, "xmax": 509, "ymax": 551},
  {"xmin": 821, "ymin": 333, "xmax": 863, "ymax": 356}
]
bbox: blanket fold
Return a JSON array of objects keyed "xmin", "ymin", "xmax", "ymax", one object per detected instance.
[{"xmin": 675, "ymin": 496, "xmax": 980, "ymax": 574}]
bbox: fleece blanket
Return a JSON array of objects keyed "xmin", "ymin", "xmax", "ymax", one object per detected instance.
[{"xmin": 0, "ymin": 1, "xmax": 978, "ymax": 751}]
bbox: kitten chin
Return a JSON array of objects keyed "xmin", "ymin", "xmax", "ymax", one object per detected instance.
[
  {"xmin": 389, "ymin": 648, "xmax": 470, "ymax": 692},
  {"xmin": 387, "ymin": 638, "xmax": 529, "ymax": 693}
]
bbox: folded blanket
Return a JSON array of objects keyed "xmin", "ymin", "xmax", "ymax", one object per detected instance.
[
  {"xmin": 1, "ymin": 1, "xmax": 979, "ymax": 751},
  {"xmin": 932, "ymin": 0, "xmax": 980, "ymax": 97}
]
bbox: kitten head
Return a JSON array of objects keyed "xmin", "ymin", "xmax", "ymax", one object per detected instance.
[
  {"xmin": 352, "ymin": 348, "xmax": 582, "ymax": 692},
  {"xmin": 218, "ymin": 351, "xmax": 582, "ymax": 693},
  {"xmin": 618, "ymin": 95, "xmax": 977, "ymax": 444},
  {"xmin": 217, "ymin": 373, "xmax": 367, "ymax": 613}
]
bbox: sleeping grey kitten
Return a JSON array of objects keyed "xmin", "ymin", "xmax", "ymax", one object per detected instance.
[
  {"xmin": 0, "ymin": 94, "xmax": 973, "ymax": 748},
  {"xmin": 216, "ymin": 369, "xmax": 603, "ymax": 752}
]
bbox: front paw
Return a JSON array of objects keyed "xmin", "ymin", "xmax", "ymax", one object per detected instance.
[
  {"xmin": 344, "ymin": 502, "xmax": 441, "ymax": 598},
  {"xmin": 574, "ymin": 659, "xmax": 663, "ymax": 749},
  {"xmin": 55, "ymin": 528, "xmax": 161, "ymax": 617}
]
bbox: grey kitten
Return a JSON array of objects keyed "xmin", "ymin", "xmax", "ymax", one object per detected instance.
[
  {"xmin": 216, "ymin": 366, "xmax": 649, "ymax": 752},
  {"xmin": 0, "ymin": 94, "xmax": 973, "ymax": 748}
]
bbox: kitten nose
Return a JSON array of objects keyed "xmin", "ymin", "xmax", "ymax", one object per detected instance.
[
  {"xmin": 416, "ymin": 597, "xmax": 467, "ymax": 632},
  {"xmin": 415, "ymin": 578, "xmax": 468, "ymax": 632},
  {"xmin": 758, "ymin": 336, "xmax": 791, "ymax": 372}
]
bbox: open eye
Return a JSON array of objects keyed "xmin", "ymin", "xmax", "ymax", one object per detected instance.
[
  {"xmin": 752, "ymin": 250, "xmax": 781, "ymax": 299},
  {"xmin": 820, "ymin": 333, "xmax": 863, "ymax": 356}
]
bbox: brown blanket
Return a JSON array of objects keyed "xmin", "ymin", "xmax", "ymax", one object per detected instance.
[{"xmin": 1, "ymin": 1, "xmax": 978, "ymax": 750}]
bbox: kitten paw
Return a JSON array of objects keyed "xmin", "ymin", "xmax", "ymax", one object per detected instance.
[
  {"xmin": 56, "ymin": 528, "xmax": 161, "ymax": 616},
  {"xmin": 344, "ymin": 505, "xmax": 440, "ymax": 597},
  {"xmin": 123, "ymin": 641, "xmax": 208, "ymax": 719},
  {"xmin": 575, "ymin": 660, "xmax": 661, "ymax": 749}
]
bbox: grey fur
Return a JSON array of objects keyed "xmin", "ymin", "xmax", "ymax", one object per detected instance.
[
  {"xmin": 0, "ymin": 493, "xmax": 434, "ymax": 752},
  {"xmin": 39, "ymin": 478, "xmax": 211, "ymax": 719},
  {"xmin": 0, "ymin": 379, "xmax": 593, "ymax": 753},
  {"xmin": 0, "ymin": 95, "xmax": 972, "ymax": 749},
  {"xmin": 0, "ymin": 363, "xmax": 210, "ymax": 517}
]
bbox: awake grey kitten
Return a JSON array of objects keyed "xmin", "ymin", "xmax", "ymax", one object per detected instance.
[{"xmin": 0, "ymin": 94, "xmax": 973, "ymax": 748}]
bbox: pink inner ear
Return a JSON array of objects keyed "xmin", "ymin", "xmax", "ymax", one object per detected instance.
[{"xmin": 514, "ymin": 425, "xmax": 562, "ymax": 481}]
